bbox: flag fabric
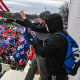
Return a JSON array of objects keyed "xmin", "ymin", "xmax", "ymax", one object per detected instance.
[
  {"xmin": 3, "ymin": 29, "xmax": 16, "ymax": 39},
  {"xmin": 14, "ymin": 27, "xmax": 30, "ymax": 60},
  {"xmin": 0, "ymin": 0, "xmax": 10, "ymax": 12},
  {"xmin": 0, "ymin": 34, "xmax": 3, "ymax": 45},
  {"xmin": 0, "ymin": 39, "xmax": 3, "ymax": 45},
  {"xmin": 2, "ymin": 28, "xmax": 16, "ymax": 47},
  {"xmin": 2, "ymin": 37, "xmax": 15, "ymax": 48},
  {"xmin": 7, "ymin": 38, "xmax": 15, "ymax": 45},
  {"xmin": 24, "ymin": 27, "xmax": 30, "ymax": 46},
  {"xmin": 1, "ymin": 39, "xmax": 6, "ymax": 48},
  {"xmin": 0, "ymin": 28, "xmax": 1, "ymax": 33},
  {"xmin": 14, "ymin": 38, "xmax": 26, "ymax": 60}
]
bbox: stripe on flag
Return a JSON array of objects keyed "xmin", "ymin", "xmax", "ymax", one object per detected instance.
[
  {"xmin": 0, "ymin": 0, "xmax": 10, "ymax": 12},
  {"xmin": 0, "ymin": 5, "xmax": 4, "ymax": 11}
]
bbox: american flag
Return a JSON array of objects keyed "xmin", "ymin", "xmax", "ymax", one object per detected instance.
[{"xmin": 0, "ymin": 0, "xmax": 10, "ymax": 12}]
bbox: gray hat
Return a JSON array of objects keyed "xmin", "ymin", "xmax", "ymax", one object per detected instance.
[{"xmin": 39, "ymin": 11, "xmax": 51, "ymax": 20}]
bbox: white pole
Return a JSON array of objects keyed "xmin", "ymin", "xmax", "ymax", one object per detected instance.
[
  {"xmin": 68, "ymin": 0, "xmax": 80, "ymax": 47},
  {"xmin": 68, "ymin": 0, "xmax": 80, "ymax": 80}
]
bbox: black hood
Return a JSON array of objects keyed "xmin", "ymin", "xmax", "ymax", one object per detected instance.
[{"xmin": 45, "ymin": 13, "xmax": 63, "ymax": 33}]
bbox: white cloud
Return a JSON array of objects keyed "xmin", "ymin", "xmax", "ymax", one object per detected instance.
[
  {"xmin": 4, "ymin": 1, "xmax": 31, "ymax": 7},
  {"xmin": 4, "ymin": 0, "xmax": 64, "ymax": 7},
  {"xmin": 2, "ymin": 0, "xmax": 69, "ymax": 14},
  {"xmin": 23, "ymin": 0, "xmax": 64, "ymax": 7}
]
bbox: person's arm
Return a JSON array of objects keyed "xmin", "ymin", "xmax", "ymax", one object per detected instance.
[
  {"xmin": 6, "ymin": 11, "xmax": 48, "ymax": 33},
  {"xmin": 16, "ymin": 19, "xmax": 27, "ymax": 26},
  {"xmin": 24, "ymin": 19, "xmax": 48, "ymax": 33},
  {"xmin": 28, "ymin": 33, "xmax": 66, "ymax": 58},
  {"xmin": 16, "ymin": 19, "xmax": 48, "ymax": 33},
  {"xmin": 16, "ymin": 19, "xmax": 47, "ymax": 32},
  {"xmin": 33, "ymin": 36, "xmax": 58, "ymax": 58},
  {"xmin": 5, "ymin": 18, "xmax": 27, "ymax": 27},
  {"xmin": 15, "ymin": 10, "xmax": 27, "ymax": 26},
  {"xmin": 19, "ymin": 10, "xmax": 48, "ymax": 33}
]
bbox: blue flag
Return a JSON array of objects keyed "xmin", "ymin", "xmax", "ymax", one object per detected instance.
[
  {"xmin": 14, "ymin": 27, "xmax": 30, "ymax": 60},
  {"xmin": 14, "ymin": 38, "xmax": 26, "ymax": 60},
  {"xmin": 2, "ymin": 38, "xmax": 15, "ymax": 48},
  {"xmin": 24, "ymin": 27, "xmax": 30, "ymax": 46}
]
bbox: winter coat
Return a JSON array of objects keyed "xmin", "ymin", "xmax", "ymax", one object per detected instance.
[
  {"xmin": 33, "ymin": 30, "xmax": 68, "ymax": 75},
  {"xmin": 16, "ymin": 19, "xmax": 48, "ymax": 33}
]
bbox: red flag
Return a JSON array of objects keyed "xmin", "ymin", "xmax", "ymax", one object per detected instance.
[
  {"xmin": 3, "ymin": 29, "xmax": 16, "ymax": 39},
  {"xmin": 0, "ymin": 0, "xmax": 10, "ymax": 12}
]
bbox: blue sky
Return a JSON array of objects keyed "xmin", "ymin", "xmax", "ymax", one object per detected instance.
[{"xmin": 3, "ymin": 0, "xmax": 70, "ymax": 15}]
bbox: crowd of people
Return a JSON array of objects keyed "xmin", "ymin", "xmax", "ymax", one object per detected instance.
[{"xmin": 0, "ymin": 23, "xmax": 37, "ymax": 78}]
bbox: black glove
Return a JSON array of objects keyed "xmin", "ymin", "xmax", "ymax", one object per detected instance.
[
  {"xmin": 27, "ymin": 32, "xmax": 34, "ymax": 44},
  {"xmin": 27, "ymin": 32, "xmax": 37, "ymax": 47},
  {"xmin": 5, "ymin": 18, "xmax": 15, "ymax": 23}
]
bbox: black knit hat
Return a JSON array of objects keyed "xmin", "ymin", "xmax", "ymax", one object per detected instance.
[
  {"xmin": 39, "ymin": 11, "xmax": 51, "ymax": 20},
  {"xmin": 45, "ymin": 13, "xmax": 63, "ymax": 33}
]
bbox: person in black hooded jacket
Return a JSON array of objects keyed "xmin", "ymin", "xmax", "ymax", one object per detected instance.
[{"xmin": 28, "ymin": 13, "xmax": 68, "ymax": 80}]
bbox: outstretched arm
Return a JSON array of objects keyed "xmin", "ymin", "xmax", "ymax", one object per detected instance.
[
  {"xmin": 6, "ymin": 11, "xmax": 48, "ymax": 33},
  {"xmin": 16, "ymin": 11, "xmax": 48, "ymax": 33}
]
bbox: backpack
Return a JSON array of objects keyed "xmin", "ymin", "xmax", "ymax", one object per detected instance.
[{"xmin": 49, "ymin": 32, "xmax": 80, "ymax": 75}]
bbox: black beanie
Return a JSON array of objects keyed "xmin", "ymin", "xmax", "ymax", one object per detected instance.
[
  {"xmin": 45, "ymin": 13, "xmax": 63, "ymax": 33},
  {"xmin": 39, "ymin": 11, "xmax": 51, "ymax": 20}
]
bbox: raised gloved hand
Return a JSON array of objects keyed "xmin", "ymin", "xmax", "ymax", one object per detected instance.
[
  {"xmin": 28, "ymin": 32, "xmax": 34, "ymax": 43},
  {"xmin": 27, "ymin": 32, "xmax": 37, "ymax": 46},
  {"xmin": 20, "ymin": 10, "xmax": 27, "ymax": 20}
]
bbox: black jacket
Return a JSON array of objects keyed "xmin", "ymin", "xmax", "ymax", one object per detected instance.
[
  {"xmin": 33, "ymin": 31, "xmax": 68, "ymax": 75},
  {"xmin": 16, "ymin": 19, "xmax": 48, "ymax": 33}
]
